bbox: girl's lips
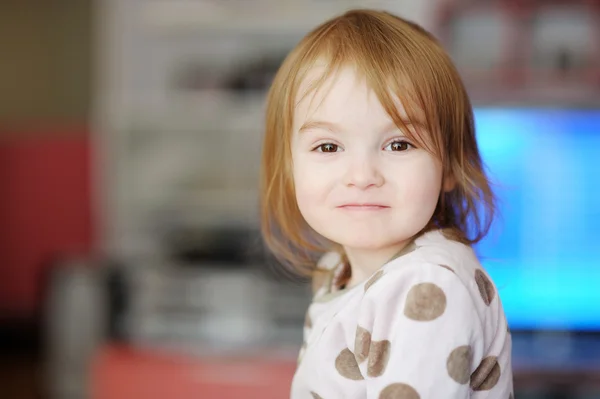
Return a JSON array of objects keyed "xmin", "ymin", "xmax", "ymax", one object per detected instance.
[{"xmin": 337, "ymin": 204, "xmax": 390, "ymax": 210}]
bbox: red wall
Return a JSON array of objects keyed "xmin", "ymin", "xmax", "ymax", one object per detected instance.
[{"xmin": 0, "ymin": 129, "xmax": 94, "ymax": 317}]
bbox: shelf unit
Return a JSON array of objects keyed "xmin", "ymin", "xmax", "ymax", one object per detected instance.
[{"xmin": 435, "ymin": 0, "xmax": 600, "ymax": 105}]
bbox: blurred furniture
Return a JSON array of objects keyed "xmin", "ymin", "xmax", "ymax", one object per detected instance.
[
  {"xmin": 43, "ymin": 257, "xmax": 310, "ymax": 399},
  {"xmin": 436, "ymin": 0, "xmax": 600, "ymax": 105}
]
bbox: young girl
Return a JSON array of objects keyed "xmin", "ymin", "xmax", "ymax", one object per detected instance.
[{"xmin": 260, "ymin": 9, "xmax": 513, "ymax": 398}]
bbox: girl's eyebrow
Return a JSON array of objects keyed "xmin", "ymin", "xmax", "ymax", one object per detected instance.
[
  {"xmin": 298, "ymin": 119, "xmax": 426, "ymax": 134},
  {"xmin": 382, "ymin": 119, "xmax": 428, "ymax": 133},
  {"xmin": 298, "ymin": 120, "xmax": 344, "ymax": 134}
]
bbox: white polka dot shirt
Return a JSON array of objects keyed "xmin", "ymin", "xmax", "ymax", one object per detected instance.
[{"xmin": 291, "ymin": 230, "xmax": 514, "ymax": 398}]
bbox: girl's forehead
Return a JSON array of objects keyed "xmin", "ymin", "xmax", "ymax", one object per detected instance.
[
  {"xmin": 295, "ymin": 67, "xmax": 364, "ymax": 113},
  {"xmin": 294, "ymin": 66, "xmax": 425, "ymax": 127},
  {"xmin": 294, "ymin": 65, "xmax": 339, "ymax": 109}
]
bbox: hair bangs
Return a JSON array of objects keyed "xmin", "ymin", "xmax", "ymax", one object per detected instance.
[{"xmin": 292, "ymin": 12, "xmax": 444, "ymax": 159}]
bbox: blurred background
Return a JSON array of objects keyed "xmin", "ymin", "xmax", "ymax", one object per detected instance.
[{"xmin": 0, "ymin": 0, "xmax": 599, "ymax": 398}]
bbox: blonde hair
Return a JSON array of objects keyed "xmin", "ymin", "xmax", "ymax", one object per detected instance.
[{"xmin": 260, "ymin": 9, "xmax": 495, "ymax": 276}]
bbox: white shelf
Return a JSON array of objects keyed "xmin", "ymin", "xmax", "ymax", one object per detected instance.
[{"xmin": 138, "ymin": 0, "xmax": 422, "ymax": 35}]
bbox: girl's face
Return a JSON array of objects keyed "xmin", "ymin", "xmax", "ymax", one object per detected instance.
[{"xmin": 291, "ymin": 67, "xmax": 443, "ymax": 253}]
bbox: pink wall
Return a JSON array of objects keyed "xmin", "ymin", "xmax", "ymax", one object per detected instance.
[{"xmin": 0, "ymin": 129, "xmax": 94, "ymax": 317}]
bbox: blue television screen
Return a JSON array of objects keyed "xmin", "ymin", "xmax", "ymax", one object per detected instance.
[{"xmin": 474, "ymin": 109, "xmax": 600, "ymax": 331}]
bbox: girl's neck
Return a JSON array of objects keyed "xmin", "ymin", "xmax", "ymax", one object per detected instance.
[{"xmin": 343, "ymin": 238, "xmax": 413, "ymax": 288}]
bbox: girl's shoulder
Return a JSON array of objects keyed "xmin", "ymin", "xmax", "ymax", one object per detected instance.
[
  {"xmin": 398, "ymin": 229, "xmax": 497, "ymax": 307},
  {"xmin": 366, "ymin": 229, "xmax": 502, "ymax": 329},
  {"xmin": 309, "ymin": 229, "xmax": 500, "ymax": 313}
]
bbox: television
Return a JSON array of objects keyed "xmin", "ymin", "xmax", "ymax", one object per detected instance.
[{"xmin": 474, "ymin": 108, "xmax": 600, "ymax": 331}]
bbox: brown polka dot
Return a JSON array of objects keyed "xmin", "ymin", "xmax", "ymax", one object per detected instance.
[
  {"xmin": 354, "ymin": 326, "xmax": 371, "ymax": 364},
  {"xmin": 440, "ymin": 228, "xmax": 459, "ymax": 241},
  {"xmin": 310, "ymin": 392, "xmax": 324, "ymax": 399},
  {"xmin": 367, "ymin": 339, "xmax": 391, "ymax": 377},
  {"xmin": 389, "ymin": 241, "xmax": 417, "ymax": 262},
  {"xmin": 475, "ymin": 269, "xmax": 496, "ymax": 306},
  {"xmin": 438, "ymin": 264, "xmax": 455, "ymax": 273},
  {"xmin": 304, "ymin": 311, "xmax": 312, "ymax": 329},
  {"xmin": 364, "ymin": 270, "xmax": 385, "ymax": 292},
  {"xmin": 333, "ymin": 261, "xmax": 351, "ymax": 291},
  {"xmin": 335, "ymin": 348, "xmax": 364, "ymax": 380},
  {"xmin": 311, "ymin": 269, "xmax": 332, "ymax": 295},
  {"xmin": 446, "ymin": 345, "xmax": 472, "ymax": 384},
  {"xmin": 470, "ymin": 356, "xmax": 501, "ymax": 391},
  {"xmin": 403, "ymin": 283, "xmax": 447, "ymax": 321},
  {"xmin": 379, "ymin": 383, "xmax": 420, "ymax": 399}
]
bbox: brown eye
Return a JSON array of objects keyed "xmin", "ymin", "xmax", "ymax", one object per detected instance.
[
  {"xmin": 386, "ymin": 140, "xmax": 413, "ymax": 152},
  {"xmin": 317, "ymin": 143, "xmax": 339, "ymax": 153}
]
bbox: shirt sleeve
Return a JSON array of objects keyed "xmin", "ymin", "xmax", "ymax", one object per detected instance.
[{"xmin": 354, "ymin": 262, "xmax": 486, "ymax": 398}]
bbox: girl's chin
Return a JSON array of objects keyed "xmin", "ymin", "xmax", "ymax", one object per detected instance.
[{"xmin": 328, "ymin": 236, "xmax": 404, "ymax": 252}]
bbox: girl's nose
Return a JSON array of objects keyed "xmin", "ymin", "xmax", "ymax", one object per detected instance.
[{"xmin": 343, "ymin": 153, "xmax": 384, "ymax": 189}]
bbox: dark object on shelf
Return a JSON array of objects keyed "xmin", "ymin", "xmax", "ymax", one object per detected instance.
[
  {"xmin": 222, "ymin": 54, "xmax": 286, "ymax": 93},
  {"xmin": 165, "ymin": 227, "xmax": 265, "ymax": 265},
  {"xmin": 105, "ymin": 263, "xmax": 130, "ymax": 342}
]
